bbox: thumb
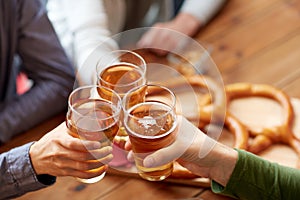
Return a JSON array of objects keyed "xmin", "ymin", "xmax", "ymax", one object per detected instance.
[{"xmin": 143, "ymin": 116, "xmax": 198, "ymax": 168}]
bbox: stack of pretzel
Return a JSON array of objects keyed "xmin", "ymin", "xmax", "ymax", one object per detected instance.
[{"xmin": 163, "ymin": 74, "xmax": 300, "ymax": 179}]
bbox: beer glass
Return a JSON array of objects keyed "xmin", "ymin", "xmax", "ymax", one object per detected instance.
[
  {"xmin": 96, "ymin": 50, "xmax": 146, "ymax": 98},
  {"xmin": 96, "ymin": 50, "xmax": 147, "ymax": 139},
  {"xmin": 66, "ymin": 85, "xmax": 122, "ymax": 183},
  {"xmin": 123, "ymin": 84, "xmax": 177, "ymax": 181}
]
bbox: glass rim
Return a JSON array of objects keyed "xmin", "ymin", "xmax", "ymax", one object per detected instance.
[
  {"xmin": 123, "ymin": 83, "xmax": 177, "ymax": 111},
  {"xmin": 124, "ymin": 112, "xmax": 177, "ymax": 139},
  {"xmin": 68, "ymin": 85, "xmax": 122, "ymax": 121},
  {"xmin": 96, "ymin": 50, "xmax": 147, "ymax": 88},
  {"xmin": 123, "ymin": 84, "xmax": 177, "ymax": 139}
]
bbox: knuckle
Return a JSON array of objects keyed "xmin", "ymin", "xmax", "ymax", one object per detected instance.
[
  {"xmin": 78, "ymin": 162, "xmax": 90, "ymax": 171},
  {"xmin": 66, "ymin": 139, "xmax": 78, "ymax": 149},
  {"xmin": 54, "ymin": 159, "xmax": 66, "ymax": 169},
  {"xmin": 100, "ymin": 146, "xmax": 112, "ymax": 156}
]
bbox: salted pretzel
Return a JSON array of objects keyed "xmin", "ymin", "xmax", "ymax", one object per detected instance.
[{"xmin": 225, "ymin": 83, "xmax": 300, "ymax": 157}]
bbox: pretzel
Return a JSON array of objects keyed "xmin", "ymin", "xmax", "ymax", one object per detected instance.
[{"xmin": 225, "ymin": 83, "xmax": 300, "ymax": 158}]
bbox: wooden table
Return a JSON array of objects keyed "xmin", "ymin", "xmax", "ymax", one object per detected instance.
[{"xmin": 1, "ymin": 0, "xmax": 300, "ymax": 199}]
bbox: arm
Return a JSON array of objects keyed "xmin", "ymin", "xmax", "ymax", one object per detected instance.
[
  {"xmin": 137, "ymin": 0, "xmax": 227, "ymax": 55},
  {"xmin": 0, "ymin": 143, "xmax": 54, "ymax": 200},
  {"xmin": 144, "ymin": 116, "xmax": 300, "ymax": 200},
  {"xmin": 59, "ymin": 0, "xmax": 119, "ymax": 85},
  {"xmin": 212, "ymin": 149, "xmax": 300, "ymax": 200},
  {"xmin": 0, "ymin": 0, "xmax": 74, "ymax": 142},
  {"xmin": 142, "ymin": 116, "xmax": 237, "ymax": 185},
  {"xmin": 180, "ymin": 0, "xmax": 227, "ymax": 26},
  {"xmin": 0, "ymin": 123, "xmax": 113, "ymax": 199}
]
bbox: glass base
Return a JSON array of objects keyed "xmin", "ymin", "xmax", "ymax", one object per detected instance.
[
  {"xmin": 138, "ymin": 173, "xmax": 170, "ymax": 181},
  {"xmin": 76, "ymin": 172, "xmax": 106, "ymax": 184}
]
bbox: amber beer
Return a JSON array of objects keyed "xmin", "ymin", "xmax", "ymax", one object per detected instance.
[
  {"xmin": 98, "ymin": 63, "xmax": 146, "ymax": 107},
  {"xmin": 124, "ymin": 97, "xmax": 177, "ymax": 181},
  {"xmin": 67, "ymin": 99, "xmax": 119, "ymax": 144},
  {"xmin": 97, "ymin": 56, "xmax": 147, "ymax": 140},
  {"xmin": 125, "ymin": 102, "xmax": 177, "ymax": 181},
  {"xmin": 99, "ymin": 63, "xmax": 144, "ymax": 97},
  {"xmin": 67, "ymin": 86, "xmax": 121, "ymax": 183},
  {"xmin": 97, "ymin": 50, "xmax": 146, "ymax": 98}
]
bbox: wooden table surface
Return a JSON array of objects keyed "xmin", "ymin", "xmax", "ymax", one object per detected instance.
[{"xmin": 1, "ymin": 0, "xmax": 300, "ymax": 199}]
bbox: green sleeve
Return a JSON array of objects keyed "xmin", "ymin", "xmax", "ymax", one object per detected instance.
[{"xmin": 211, "ymin": 149, "xmax": 300, "ymax": 200}]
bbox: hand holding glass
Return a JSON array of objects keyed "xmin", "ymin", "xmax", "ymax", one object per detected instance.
[
  {"xmin": 66, "ymin": 85, "xmax": 122, "ymax": 183},
  {"xmin": 123, "ymin": 84, "xmax": 178, "ymax": 181}
]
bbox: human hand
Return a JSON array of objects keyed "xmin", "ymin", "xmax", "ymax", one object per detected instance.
[
  {"xmin": 137, "ymin": 13, "xmax": 202, "ymax": 56},
  {"xmin": 124, "ymin": 115, "xmax": 200, "ymax": 165},
  {"xmin": 29, "ymin": 123, "xmax": 113, "ymax": 179},
  {"xmin": 142, "ymin": 116, "xmax": 238, "ymax": 186}
]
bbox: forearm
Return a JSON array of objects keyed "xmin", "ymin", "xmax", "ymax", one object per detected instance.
[
  {"xmin": 0, "ymin": 81, "xmax": 70, "ymax": 142},
  {"xmin": 206, "ymin": 142, "xmax": 238, "ymax": 187},
  {"xmin": 0, "ymin": 0, "xmax": 75, "ymax": 143},
  {"xmin": 0, "ymin": 143, "xmax": 55, "ymax": 199},
  {"xmin": 180, "ymin": 0, "xmax": 227, "ymax": 25},
  {"xmin": 212, "ymin": 149, "xmax": 300, "ymax": 200},
  {"xmin": 171, "ymin": 12, "xmax": 202, "ymax": 37}
]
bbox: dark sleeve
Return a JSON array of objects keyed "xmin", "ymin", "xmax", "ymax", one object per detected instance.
[
  {"xmin": 0, "ymin": 142, "xmax": 56, "ymax": 199},
  {"xmin": 211, "ymin": 149, "xmax": 300, "ymax": 200},
  {"xmin": 0, "ymin": 0, "xmax": 75, "ymax": 142}
]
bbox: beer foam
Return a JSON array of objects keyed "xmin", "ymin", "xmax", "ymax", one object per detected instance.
[{"xmin": 138, "ymin": 116, "xmax": 157, "ymax": 129}]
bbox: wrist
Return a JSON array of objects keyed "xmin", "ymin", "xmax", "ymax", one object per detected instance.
[
  {"xmin": 29, "ymin": 142, "xmax": 43, "ymax": 175},
  {"xmin": 208, "ymin": 144, "xmax": 238, "ymax": 186},
  {"xmin": 173, "ymin": 12, "xmax": 202, "ymax": 36}
]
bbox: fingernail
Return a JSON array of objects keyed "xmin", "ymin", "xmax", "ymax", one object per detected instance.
[
  {"xmin": 144, "ymin": 156, "xmax": 155, "ymax": 168},
  {"xmin": 107, "ymin": 146, "xmax": 113, "ymax": 153},
  {"xmin": 94, "ymin": 142, "xmax": 101, "ymax": 149}
]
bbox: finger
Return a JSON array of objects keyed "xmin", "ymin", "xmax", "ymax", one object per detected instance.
[
  {"xmin": 113, "ymin": 135, "xmax": 128, "ymax": 149},
  {"xmin": 60, "ymin": 165, "xmax": 109, "ymax": 179},
  {"xmin": 143, "ymin": 145, "xmax": 178, "ymax": 168},
  {"xmin": 126, "ymin": 150, "xmax": 135, "ymax": 162},
  {"xmin": 76, "ymin": 165, "xmax": 108, "ymax": 179},
  {"xmin": 56, "ymin": 154, "xmax": 113, "ymax": 172},
  {"xmin": 62, "ymin": 137, "xmax": 102, "ymax": 152},
  {"xmin": 88, "ymin": 146, "xmax": 113, "ymax": 160},
  {"xmin": 60, "ymin": 146, "xmax": 113, "ymax": 162},
  {"xmin": 137, "ymin": 30, "xmax": 157, "ymax": 48},
  {"xmin": 50, "ymin": 123, "xmax": 103, "ymax": 151},
  {"xmin": 137, "ymin": 25, "xmax": 164, "ymax": 48},
  {"xmin": 124, "ymin": 140, "xmax": 132, "ymax": 151}
]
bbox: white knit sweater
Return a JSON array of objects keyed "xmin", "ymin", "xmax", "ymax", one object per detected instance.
[{"xmin": 47, "ymin": 0, "xmax": 226, "ymax": 85}]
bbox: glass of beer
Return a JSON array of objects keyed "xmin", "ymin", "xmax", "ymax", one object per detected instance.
[
  {"xmin": 96, "ymin": 50, "xmax": 147, "ymax": 140},
  {"xmin": 96, "ymin": 50, "xmax": 147, "ymax": 98},
  {"xmin": 66, "ymin": 85, "xmax": 122, "ymax": 183},
  {"xmin": 123, "ymin": 84, "xmax": 178, "ymax": 181}
]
